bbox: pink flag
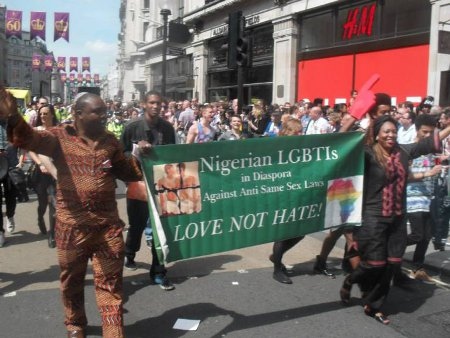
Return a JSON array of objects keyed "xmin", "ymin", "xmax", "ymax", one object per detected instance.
[
  {"xmin": 82, "ymin": 57, "xmax": 90, "ymax": 72},
  {"xmin": 32, "ymin": 54, "xmax": 42, "ymax": 71},
  {"xmin": 57, "ymin": 57, "xmax": 66, "ymax": 72},
  {"xmin": 69, "ymin": 57, "xmax": 78, "ymax": 72},
  {"xmin": 77, "ymin": 73, "xmax": 83, "ymax": 83},
  {"xmin": 5, "ymin": 10, "xmax": 22, "ymax": 39},
  {"xmin": 93, "ymin": 74, "xmax": 100, "ymax": 83},
  {"xmin": 44, "ymin": 55, "xmax": 54, "ymax": 72},
  {"xmin": 60, "ymin": 72, "xmax": 67, "ymax": 82},
  {"xmin": 30, "ymin": 12, "xmax": 46, "ymax": 41},
  {"xmin": 85, "ymin": 73, "xmax": 92, "ymax": 82},
  {"xmin": 54, "ymin": 12, "xmax": 69, "ymax": 42},
  {"xmin": 69, "ymin": 73, "xmax": 75, "ymax": 82}
]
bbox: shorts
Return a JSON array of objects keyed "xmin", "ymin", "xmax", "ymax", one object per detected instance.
[{"xmin": 355, "ymin": 214, "xmax": 407, "ymax": 264}]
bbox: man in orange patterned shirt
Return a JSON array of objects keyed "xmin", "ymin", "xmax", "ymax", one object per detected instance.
[{"xmin": 0, "ymin": 88, "xmax": 142, "ymax": 338}]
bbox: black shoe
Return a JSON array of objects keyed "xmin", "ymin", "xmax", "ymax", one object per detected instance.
[
  {"xmin": 151, "ymin": 274, "xmax": 175, "ymax": 290},
  {"xmin": 273, "ymin": 269, "xmax": 292, "ymax": 284},
  {"xmin": 433, "ymin": 242, "xmax": 445, "ymax": 251},
  {"xmin": 38, "ymin": 218, "xmax": 47, "ymax": 235},
  {"xmin": 313, "ymin": 256, "xmax": 336, "ymax": 279},
  {"xmin": 124, "ymin": 257, "xmax": 137, "ymax": 270},
  {"xmin": 48, "ymin": 232, "xmax": 56, "ymax": 248},
  {"xmin": 392, "ymin": 270, "xmax": 414, "ymax": 287},
  {"xmin": 269, "ymin": 254, "xmax": 288, "ymax": 273}
]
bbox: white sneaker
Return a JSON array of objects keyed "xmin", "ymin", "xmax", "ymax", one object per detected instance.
[
  {"xmin": 0, "ymin": 231, "xmax": 5, "ymax": 247},
  {"xmin": 6, "ymin": 217, "xmax": 15, "ymax": 233}
]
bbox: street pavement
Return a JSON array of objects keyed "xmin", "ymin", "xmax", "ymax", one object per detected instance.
[{"xmin": 1, "ymin": 192, "xmax": 450, "ymax": 337}]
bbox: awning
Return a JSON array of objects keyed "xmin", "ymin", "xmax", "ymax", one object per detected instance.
[{"xmin": 6, "ymin": 89, "xmax": 31, "ymax": 104}]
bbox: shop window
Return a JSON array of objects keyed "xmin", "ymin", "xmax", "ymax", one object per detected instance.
[
  {"xmin": 208, "ymin": 71, "xmax": 237, "ymax": 87},
  {"xmin": 300, "ymin": 11, "xmax": 334, "ymax": 51},
  {"xmin": 208, "ymin": 88, "xmax": 229, "ymax": 102},
  {"xmin": 11, "ymin": 68, "xmax": 19, "ymax": 82},
  {"xmin": 440, "ymin": 71, "xmax": 450, "ymax": 107},
  {"xmin": 251, "ymin": 25, "xmax": 274, "ymax": 60},
  {"xmin": 381, "ymin": 0, "xmax": 430, "ymax": 38},
  {"xmin": 247, "ymin": 65, "xmax": 272, "ymax": 83},
  {"xmin": 208, "ymin": 37, "xmax": 227, "ymax": 67}
]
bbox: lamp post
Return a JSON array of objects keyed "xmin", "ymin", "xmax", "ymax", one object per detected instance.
[{"xmin": 160, "ymin": 8, "xmax": 171, "ymax": 98}]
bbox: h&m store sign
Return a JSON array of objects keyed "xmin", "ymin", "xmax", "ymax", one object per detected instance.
[{"xmin": 342, "ymin": 3, "xmax": 376, "ymax": 40}]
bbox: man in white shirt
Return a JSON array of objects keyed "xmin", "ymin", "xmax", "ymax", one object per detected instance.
[
  {"xmin": 176, "ymin": 100, "xmax": 195, "ymax": 143},
  {"xmin": 177, "ymin": 100, "xmax": 195, "ymax": 129},
  {"xmin": 304, "ymin": 106, "xmax": 331, "ymax": 135},
  {"xmin": 397, "ymin": 108, "xmax": 417, "ymax": 144}
]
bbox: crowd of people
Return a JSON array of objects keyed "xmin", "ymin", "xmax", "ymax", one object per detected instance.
[{"xmin": 1, "ymin": 83, "xmax": 450, "ymax": 336}]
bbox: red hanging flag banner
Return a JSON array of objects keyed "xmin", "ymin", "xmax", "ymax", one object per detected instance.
[
  {"xmin": 93, "ymin": 74, "xmax": 100, "ymax": 83},
  {"xmin": 30, "ymin": 11, "xmax": 46, "ymax": 41},
  {"xmin": 60, "ymin": 72, "xmax": 67, "ymax": 82},
  {"xmin": 57, "ymin": 57, "xmax": 66, "ymax": 72},
  {"xmin": 77, "ymin": 73, "xmax": 83, "ymax": 83},
  {"xmin": 32, "ymin": 54, "xmax": 41, "ymax": 71},
  {"xmin": 85, "ymin": 73, "xmax": 92, "ymax": 82},
  {"xmin": 5, "ymin": 10, "xmax": 22, "ymax": 39},
  {"xmin": 69, "ymin": 73, "xmax": 75, "ymax": 82},
  {"xmin": 69, "ymin": 57, "xmax": 78, "ymax": 72},
  {"xmin": 54, "ymin": 12, "xmax": 69, "ymax": 42}
]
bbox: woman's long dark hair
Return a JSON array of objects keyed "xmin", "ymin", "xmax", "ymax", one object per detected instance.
[
  {"xmin": 371, "ymin": 115, "xmax": 399, "ymax": 169},
  {"xmin": 36, "ymin": 104, "xmax": 58, "ymax": 127}
]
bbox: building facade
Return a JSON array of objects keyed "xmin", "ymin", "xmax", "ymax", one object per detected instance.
[
  {"xmin": 0, "ymin": 5, "xmax": 7, "ymax": 86},
  {"xmin": 6, "ymin": 31, "xmax": 51, "ymax": 98},
  {"xmin": 117, "ymin": 0, "xmax": 450, "ymax": 107},
  {"xmin": 1, "ymin": 4, "xmax": 64, "ymax": 103}
]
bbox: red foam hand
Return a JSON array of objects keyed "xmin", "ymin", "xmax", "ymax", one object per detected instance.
[{"xmin": 349, "ymin": 74, "xmax": 380, "ymax": 120}]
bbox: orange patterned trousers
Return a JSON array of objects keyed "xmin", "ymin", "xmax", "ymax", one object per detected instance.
[{"xmin": 56, "ymin": 224, "xmax": 125, "ymax": 338}]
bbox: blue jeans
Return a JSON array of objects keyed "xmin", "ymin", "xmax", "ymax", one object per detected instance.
[{"xmin": 430, "ymin": 192, "xmax": 450, "ymax": 247}]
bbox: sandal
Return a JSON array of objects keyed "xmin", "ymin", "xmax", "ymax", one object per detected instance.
[
  {"xmin": 363, "ymin": 305, "xmax": 372, "ymax": 316},
  {"xmin": 340, "ymin": 275, "xmax": 352, "ymax": 305},
  {"xmin": 364, "ymin": 305, "xmax": 390, "ymax": 325},
  {"xmin": 374, "ymin": 312, "xmax": 390, "ymax": 325}
]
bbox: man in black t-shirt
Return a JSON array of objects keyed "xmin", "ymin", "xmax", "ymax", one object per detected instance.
[{"xmin": 121, "ymin": 90, "xmax": 176, "ymax": 291}]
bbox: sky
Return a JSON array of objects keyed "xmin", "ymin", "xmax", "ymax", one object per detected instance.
[{"xmin": 2, "ymin": 0, "xmax": 121, "ymax": 76}]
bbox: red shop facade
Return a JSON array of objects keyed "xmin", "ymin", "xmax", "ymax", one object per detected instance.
[{"xmin": 296, "ymin": 0, "xmax": 434, "ymax": 106}]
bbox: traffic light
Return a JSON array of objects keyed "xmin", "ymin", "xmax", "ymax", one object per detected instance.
[
  {"xmin": 226, "ymin": 11, "xmax": 241, "ymax": 69},
  {"xmin": 226, "ymin": 11, "xmax": 251, "ymax": 68},
  {"xmin": 236, "ymin": 36, "xmax": 249, "ymax": 67}
]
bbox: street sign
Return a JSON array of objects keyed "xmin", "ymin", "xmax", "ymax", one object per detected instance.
[{"xmin": 167, "ymin": 46, "xmax": 185, "ymax": 56}]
